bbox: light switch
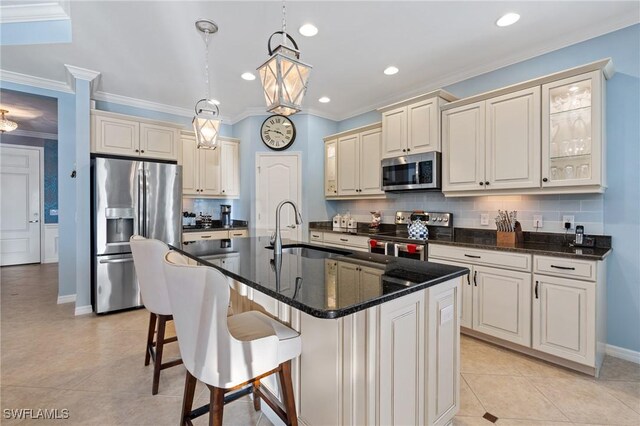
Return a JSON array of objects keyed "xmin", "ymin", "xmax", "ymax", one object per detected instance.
[{"xmin": 480, "ymin": 214, "xmax": 489, "ymax": 226}]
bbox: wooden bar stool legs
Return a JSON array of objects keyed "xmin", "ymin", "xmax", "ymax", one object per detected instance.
[
  {"xmin": 145, "ymin": 312, "xmax": 183, "ymax": 395},
  {"xmin": 180, "ymin": 361, "xmax": 298, "ymax": 426}
]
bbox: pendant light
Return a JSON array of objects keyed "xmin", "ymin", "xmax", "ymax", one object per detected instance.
[
  {"xmin": 193, "ymin": 19, "xmax": 221, "ymax": 150},
  {"xmin": 0, "ymin": 109, "xmax": 18, "ymax": 133},
  {"xmin": 257, "ymin": 0, "xmax": 312, "ymax": 116}
]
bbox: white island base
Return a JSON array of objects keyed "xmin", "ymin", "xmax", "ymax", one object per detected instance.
[{"xmin": 232, "ymin": 277, "xmax": 461, "ymax": 426}]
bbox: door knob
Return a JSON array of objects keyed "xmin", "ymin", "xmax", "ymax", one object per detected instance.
[{"xmin": 29, "ymin": 220, "xmax": 39, "ymax": 223}]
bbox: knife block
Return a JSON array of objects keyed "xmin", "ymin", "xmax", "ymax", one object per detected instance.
[{"xmin": 496, "ymin": 231, "xmax": 516, "ymax": 247}]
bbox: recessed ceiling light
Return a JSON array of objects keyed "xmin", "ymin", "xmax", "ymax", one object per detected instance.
[
  {"xmin": 384, "ymin": 66, "xmax": 399, "ymax": 76},
  {"xmin": 318, "ymin": 96, "xmax": 331, "ymax": 103},
  {"xmin": 496, "ymin": 12, "xmax": 520, "ymax": 27},
  {"xmin": 241, "ymin": 72, "xmax": 256, "ymax": 81},
  {"xmin": 299, "ymin": 23, "xmax": 318, "ymax": 37}
]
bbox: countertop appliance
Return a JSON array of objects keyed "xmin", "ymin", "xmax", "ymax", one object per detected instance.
[
  {"xmin": 221, "ymin": 204, "xmax": 232, "ymax": 228},
  {"xmin": 368, "ymin": 211, "xmax": 453, "ymax": 261},
  {"xmin": 91, "ymin": 157, "xmax": 182, "ymax": 314},
  {"xmin": 381, "ymin": 152, "xmax": 441, "ymax": 192}
]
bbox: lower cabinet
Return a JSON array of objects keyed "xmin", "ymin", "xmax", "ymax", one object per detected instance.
[
  {"xmin": 182, "ymin": 229, "xmax": 248, "ymax": 243},
  {"xmin": 309, "ymin": 231, "xmax": 370, "ymax": 252}
]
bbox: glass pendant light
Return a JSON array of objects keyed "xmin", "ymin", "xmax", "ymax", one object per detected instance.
[
  {"xmin": 257, "ymin": 0, "xmax": 312, "ymax": 116},
  {"xmin": 0, "ymin": 109, "xmax": 18, "ymax": 133},
  {"xmin": 193, "ymin": 19, "xmax": 221, "ymax": 149}
]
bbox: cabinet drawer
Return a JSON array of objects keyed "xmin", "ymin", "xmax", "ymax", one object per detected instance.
[
  {"xmin": 534, "ymin": 256, "xmax": 596, "ymax": 281},
  {"xmin": 182, "ymin": 231, "xmax": 229, "ymax": 242},
  {"xmin": 429, "ymin": 244, "xmax": 531, "ymax": 272},
  {"xmin": 228, "ymin": 230, "xmax": 248, "ymax": 238},
  {"xmin": 309, "ymin": 231, "xmax": 324, "ymax": 242},
  {"xmin": 323, "ymin": 232, "xmax": 369, "ymax": 248}
]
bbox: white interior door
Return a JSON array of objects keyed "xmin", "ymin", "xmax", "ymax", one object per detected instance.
[
  {"xmin": 255, "ymin": 153, "xmax": 301, "ymax": 241},
  {"xmin": 0, "ymin": 145, "xmax": 41, "ymax": 266}
]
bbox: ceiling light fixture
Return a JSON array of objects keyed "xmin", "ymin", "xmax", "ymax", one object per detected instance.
[
  {"xmin": 192, "ymin": 19, "xmax": 222, "ymax": 150},
  {"xmin": 496, "ymin": 12, "xmax": 520, "ymax": 27},
  {"xmin": 318, "ymin": 96, "xmax": 330, "ymax": 103},
  {"xmin": 257, "ymin": 0, "xmax": 312, "ymax": 116},
  {"xmin": 241, "ymin": 72, "xmax": 256, "ymax": 81},
  {"xmin": 299, "ymin": 23, "xmax": 318, "ymax": 37},
  {"xmin": 384, "ymin": 66, "xmax": 399, "ymax": 75},
  {"xmin": 0, "ymin": 109, "xmax": 18, "ymax": 133}
]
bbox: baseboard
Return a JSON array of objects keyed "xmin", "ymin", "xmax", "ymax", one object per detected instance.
[
  {"xmin": 57, "ymin": 294, "xmax": 76, "ymax": 304},
  {"xmin": 74, "ymin": 305, "xmax": 93, "ymax": 316},
  {"xmin": 606, "ymin": 344, "xmax": 640, "ymax": 364}
]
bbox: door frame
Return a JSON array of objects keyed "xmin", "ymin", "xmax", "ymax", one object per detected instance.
[
  {"xmin": 254, "ymin": 151, "xmax": 302, "ymax": 237},
  {"xmin": 0, "ymin": 143, "xmax": 45, "ymax": 264}
]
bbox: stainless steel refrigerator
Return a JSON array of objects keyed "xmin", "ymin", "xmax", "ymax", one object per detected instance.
[{"xmin": 91, "ymin": 157, "xmax": 182, "ymax": 314}]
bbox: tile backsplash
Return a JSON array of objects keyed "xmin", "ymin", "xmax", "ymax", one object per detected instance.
[
  {"xmin": 329, "ymin": 192, "xmax": 604, "ymax": 235},
  {"xmin": 182, "ymin": 199, "xmax": 237, "ymax": 220}
]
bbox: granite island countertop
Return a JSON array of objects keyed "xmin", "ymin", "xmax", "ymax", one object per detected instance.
[{"xmin": 170, "ymin": 236, "xmax": 468, "ymax": 319}]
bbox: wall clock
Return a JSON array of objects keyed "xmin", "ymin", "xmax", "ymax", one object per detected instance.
[{"xmin": 260, "ymin": 115, "xmax": 296, "ymax": 151}]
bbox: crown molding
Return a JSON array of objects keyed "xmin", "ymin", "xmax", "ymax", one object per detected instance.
[
  {"xmin": 228, "ymin": 106, "xmax": 339, "ymax": 125},
  {"xmin": 8, "ymin": 129, "xmax": 58, "ymax": 140},
  {"xmin": 92, "ymin": 91, "xmax": 202, "ymax": 119},
  {"xmin": 0, "ymin": 69, "xmax": 73, "ymax": 94},
  {"xmin": 0, "ymin": 0, "xmax": 70, "ymax": 24}
]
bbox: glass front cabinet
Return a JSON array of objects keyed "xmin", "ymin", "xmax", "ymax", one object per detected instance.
[{"xmin": 542, "ymin": 70, "xmax": 605, "ymax": 190}]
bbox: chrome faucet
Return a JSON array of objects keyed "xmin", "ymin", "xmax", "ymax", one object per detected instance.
[{"xmin": 270, "ymin": 199, "xmax": 303, "ymax": 255}]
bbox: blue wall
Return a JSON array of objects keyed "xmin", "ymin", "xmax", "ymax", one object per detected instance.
[
  {"xmin": 331, "ymin": 24, "xmax": 640, "ymax": 352},
  {"xmin": 0, "ymin": 19, "xmax": 71, "ymax": 45}
]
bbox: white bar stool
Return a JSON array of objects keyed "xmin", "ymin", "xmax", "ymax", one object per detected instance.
[
  {"xmin": 130, "ymin": 235, "xmax": 184, "ymax": 395},
  {"xmin": 163, "ymin": 251, "xmax": 301, "ymax": 426}
]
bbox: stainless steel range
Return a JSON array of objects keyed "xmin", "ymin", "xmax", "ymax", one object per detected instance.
[{"xmin": 367, "ymin": 211, "xmax": 453, "ymax": 261}]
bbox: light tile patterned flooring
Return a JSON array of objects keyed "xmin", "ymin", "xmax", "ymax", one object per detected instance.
[{"xmin": 1, "ymin": 264, "xmax": 639, "ymax": 425}]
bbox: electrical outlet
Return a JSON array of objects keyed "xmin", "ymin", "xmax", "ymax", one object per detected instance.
[
  {"xmin": 562, "ymin": 215, "xmax": 575, "ymax": 230},
  {"xmin": 480, "ymin": 214, "xmax": 489, "ymax": 226},
  {"xmin": 533, "ymin": 215, "xmax": 543, "ymax": 229}
]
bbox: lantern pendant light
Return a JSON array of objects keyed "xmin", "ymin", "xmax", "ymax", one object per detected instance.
[
  {"xmin": 193, "ymin": 19, "xmax": 221, "ymax": 150},
  {"xmin": 257, "ymin": 0, "xmax": 312, "ymax": 116},
  {"xmin": 0, "ymin": 109, "xmax": 18, "ymax": 133}
]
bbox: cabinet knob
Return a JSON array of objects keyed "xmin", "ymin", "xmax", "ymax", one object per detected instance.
[
  {"xmin": 542, "ymin": 178, "xmax": 548, "ymax": 182},
  {"xmin": 479, "ymin": 182, "xmax": 484, "ymax": 186},
  {"xmin": 222, "ymin": 190, "xmax": 225, "ymax": 193},
  {"xmin": 334, "ymin": 190, "xmax": 337, "ymax": 194},
  {"xmin": 407, "ymin": 148, "xmax": 411, "ymax": 152},
  {"xmin": 135, "ymin": 149, "xmax": 139, "ymax": 153},
  {"xmin": 402, "ymin": 149, "xmax": 406, "ymax": 152},
  {"xmin": 140, "ymin": 150, "xmax": 145, "ymax": 153},
  {"xmin": 485, "ymin": 181, "xmax": 490, "ymax": 186}
]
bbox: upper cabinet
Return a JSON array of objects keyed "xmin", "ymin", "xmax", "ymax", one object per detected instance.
[
  {"xmin": 379, "ymin": 90, "xmax": 457, "ymax": 158},
  {"xmin": 180, "ymin": 131, "xmax": 240, "ymax": 198},
  {"xmin": 441, "ymin": 59, "xmax": 613, "ymax": 197},
  {"xmin": 91, "ymin": 110, "xmax": 180, "ymax": 161},
  {"xmin": 324, "ymin": 123, "xmax": 385, "ymax": 199}
]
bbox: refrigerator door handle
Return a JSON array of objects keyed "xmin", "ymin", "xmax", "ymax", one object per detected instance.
[{"xmin": 99, "ymin": 258, "xmax": 135, "ymax": 264}]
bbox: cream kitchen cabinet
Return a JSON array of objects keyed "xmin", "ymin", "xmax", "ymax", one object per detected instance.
[
  {"xmin": 442, "ymin": 87, "xmax": 541, "ymax": 194},
  {"xmin": 324, "ymin": 123, "xmax": 385, "ymax": 199},
  {"xmin": 316, "ymin": 232, "xmax": 370, "ymax": 252},
  {"xmin": 91, "ymin": 110, "xmax": 180, "ymax": 161},
  {"xmin": 427, "ymin": 258, "xmax": 473, "ymax": 329},
  {"xmin": 180, "ymin": 132, "xmax": 240, "ymax": 198},
  {"xmin": 379, "ymin": 90, "xmax": 457, "ymax": 158},
  {"xmin": 324, "ymin": 139, "xmax": 338, "ymax": 196},
  {"xmin": 182, "ymin": 229, "xmax": 248, "ymax": 243}
]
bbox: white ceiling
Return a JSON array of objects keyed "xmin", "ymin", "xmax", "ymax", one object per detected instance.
[
  {"xmin": 0, "ymin": 88, "xmax": 58, "ymax": 135},
  {"xmin": 1, "ymin": 1, "xmax": 638, "ymax": 122}
]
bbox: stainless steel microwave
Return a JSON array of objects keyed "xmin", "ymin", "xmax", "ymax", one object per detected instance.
[{"xmin": 381, "ymin": 152, "xmax": 441, "ymax": 191}]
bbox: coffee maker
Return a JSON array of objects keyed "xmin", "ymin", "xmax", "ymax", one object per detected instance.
[{"xmin": 220, "ymin": 204, "xmax": 232, "ymax": 228}]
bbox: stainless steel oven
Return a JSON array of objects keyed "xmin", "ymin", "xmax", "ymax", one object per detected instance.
[
  {"xmin": 368, "ymin": 239, "xmax": 391, "ymax": 255},
  {"xmin": 381, "ymin": 152, "xmax": 441, "ymax": 191},
  {"xmin": 393, "ymin": 242, "xmax": 426, "ymax": 261}
]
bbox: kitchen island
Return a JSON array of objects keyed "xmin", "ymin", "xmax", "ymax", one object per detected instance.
[{"xmin": 172, "ymin": 237, "xmax": 468, "ymax": 426}]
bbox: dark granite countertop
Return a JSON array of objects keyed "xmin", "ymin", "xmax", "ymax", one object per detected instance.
[
  {"xmin": 170, "ymin": 236, "xmax": 468, "ymax": 319},
  {"xmin": 308, "ymin": 223, "xmax": 611, "ymax": 261},
  {"xmin": 182, "ymin": 226, "xmax": 249, "ymax": 233}
]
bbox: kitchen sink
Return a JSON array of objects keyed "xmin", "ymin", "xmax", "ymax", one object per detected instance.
[{"xmin": 265, "ymin": 244, "xmax": 352, "ymax": 259}]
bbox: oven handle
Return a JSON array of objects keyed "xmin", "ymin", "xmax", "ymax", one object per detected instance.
[{"xmin": 394, "ymin": 243, "xmax": 425, "ymax": 252}]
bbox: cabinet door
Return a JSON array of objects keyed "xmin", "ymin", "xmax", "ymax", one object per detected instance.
[
  {"xmin": 429, "ymin": 258, "xmax": 473, "ymax": 329},
  {"xmin": 486, "ymin": 87, "xmax": 541, "ymax": 190},
  {"xmin": 473, "ymin": 266, "xmax": 531, "ymax": 346},
  {"xmin": 358, "ymin": 128, "xmax": 384, "ymax": 195},
  {"xmin": 408, "ymin": 99, "xmax": 439, "ymax": 153},
  {"xmin": 199, "ymin": 146, "xmax": 221, "ymax": 195},
  {"xmin": 442, "ymin": 102, "xmax": 486, "ymax": 192},
  {"xmin": 541, "ymin": 71, "xmax": 602, "ymax": 188},
  {"xmin": 139, "ymin": 123, "xmax": 179, "ymax": 161},
  {"xmin": 337, "ymin": 134, "xmax": 360, "ymax": 196},
  {"xmin": 382, "ymin": 106, "xmax": 407, "ymax": 158},
  {"xmin": 180, "ymin": 136, "xmax": 199, "ymax": 196},
  {"xmin": 324, "ymin": 139, "xmax": 338, "ymax": 196},
  {"xmin": 532, "ymin": 274, "xmax": 595, "ymax": 366},
  {"xmin": 93, "ymin": 114, "xmax": 140, "ymax": 156},
  {"xmin": 220, "ymin": 141, "xmax": 239, "ymax": 197}
]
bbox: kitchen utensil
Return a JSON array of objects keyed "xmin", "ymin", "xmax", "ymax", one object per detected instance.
[
  {"xmin": 578, "ymin": 164, "xmax": 590, "ymax": 179},
  {"xmin": 565, "ymin": 165, "xmax": 575, "ymax": 179}
]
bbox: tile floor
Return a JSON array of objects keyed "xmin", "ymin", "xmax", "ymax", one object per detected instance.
[{"xmin": 1, "ymin": 263, "xmax": 639, "ymax": 425}]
